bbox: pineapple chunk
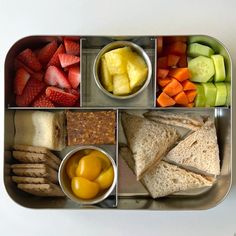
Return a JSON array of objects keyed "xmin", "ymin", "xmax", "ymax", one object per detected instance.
[
  {"xmin": 100, "ymin": 56, "xmax": 113, "ymax": 92},
  {"xmin": 127, "ymin": 52, "xmax": 148, "ymax": 90},
  {"xmin": 104, "ymin": 47, "xmax": 132, "ymax": 75},
  {"xmin": 113, "ymin": 74, "xmax": 131, "ymax": 95}
]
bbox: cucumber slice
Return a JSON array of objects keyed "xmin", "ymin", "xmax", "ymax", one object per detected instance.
[
  {"xmin": 202, "ymin": 83, "xmax": 216, "ymax": 107},
  {"xmin": 188, "ymin": 56, "xmax": 215, "ymax": 83},
  {"xmin": 226, "ymin": 83, "xmax": 231, "ymax": 106},
  {"xmin": 211, "ymin": 55, "xmax": 226, "ymax": 82},
  {"xmin": 215, "ymin": 83, "xmax": 227, "ymax": 106},
  {"xmin": 188, "ymin": 43, "xmax": 214, "ymax": 58},
  {"xmin": 195, "ymin": 84, "xmax": 206, "ymax": 107}
]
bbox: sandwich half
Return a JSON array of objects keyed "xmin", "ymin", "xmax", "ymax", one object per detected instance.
[
  {"xmin": 164, "ymin": 119, "xmax": 220, "ymax": 176},
  {"xmin": 120, "ymin": 147, "xmax": 214, "ymax": 198},
  {"xmin": 121, "ymin": 112, "xmax": 179, "ymax": 180}
]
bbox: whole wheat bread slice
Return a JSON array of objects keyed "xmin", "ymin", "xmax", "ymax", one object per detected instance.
[
  {"xmin": 121, "ymin": 113, "xmax": 179, "ymax": 180},
  {"xmin": 13, "ymin": 144, "xmax": 61, "ymax": 165},
  {"xmin": 12, "ymin": 151, "xmax": 59, "ymax": 170},
  {"xmin": 17, "ymin": 183, "xmax": 65, "ymax": 197},
  {"xmin": 120, "ymin": 147, "xmax": 214, "ymax": 198},
  {"xmin": 144, "ymin": 111, "xmax": 205, "ymax": 131},
  {"xmin": 11, "ymin": 164, "xmax": 58, "ymax": 183},
  {"xmin": 164, "ymin": 119, "xmax": 220, "ymax": 176}
]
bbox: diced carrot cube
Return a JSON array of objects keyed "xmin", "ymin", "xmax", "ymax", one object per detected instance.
[
  {"xmin": 182, "ymin": 80, "xmax": 197, "ymax": 91},
  {"xmin": 173, "ymin": 91, "xmax": 189, "ymax": 106},
  {"xmin": 187, "ymin": 103, "xmax": 194, "ymax": 108},
  {"xmin": 157, "ymin": 92, "xmax": 176, "ymax": 107},
  {"xmin": 157, "ymin": 77, "xmax": 172, "ymax": 87},
  {"xmin": 168, "ymin": 68, "xmax": 191, "ymax": 82},
  {"xmin": 178, "ymin": 55, "xmax": 188, "ymax": 67},
  {"xmin": 165, "ymin": 41, "xmax": 187, "ymax": 55},
  {"xmin": 157, "ymin": 69, "xmax": 169, "ymax": 78},
  {"xmin": 163, "ymin": 78, "xmax": 183, "ymax": 97},
  {"xmin": 157, "ymin": 56, "xmax": 168, "ymax": 69},
  {"xmin": 186, "ymin": 90, "xmax": 197, "ymax": 103},
  {"xmin": 157, "ymin": 37, "xmax": 163, "ymax": 54},
  {"xmin": 167, "ymin": 54, "xmax": 180, "ymax": 67}
]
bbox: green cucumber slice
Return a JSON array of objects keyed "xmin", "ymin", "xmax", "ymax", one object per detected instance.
[
  {"xmin": 202, "ymin": 83, "xmax": 216, "ymax": 107},
  {"xmin": 215, "ymin": 83, "xmax": 227, "ymax": 106},
  {"xmin": 195, "ymin": 84, "xmax": 206, "ymax": 107},
  {"xmin": 226, "ymin": 83, "xmax": 231, "ymax": 106},
  {"xmin": 188, "ymin": 43, "xmax": 214, "ymax": 58},
  {"xmin": 188, "ymin": 56, "xmax": 215, "ymax": 83},
  {"xmin": 211, "ymin": 54, "xmax": 226, "ymax": 82}
]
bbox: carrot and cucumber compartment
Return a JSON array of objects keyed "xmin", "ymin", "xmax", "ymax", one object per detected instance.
[{"xmin": 156, "ymin": 36, "xmax": 230, "ymax": 108}]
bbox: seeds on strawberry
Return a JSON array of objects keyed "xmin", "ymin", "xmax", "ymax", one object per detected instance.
[
  {"xmin": 47, "ymin": 44, "xmax": 65, "ymax": 67},
  {"xmin": 17, "ymin": 48, "xmax": 42, "ymax": 72},
  {"xmin": 58, "ymin": 53, "xmax": 80, "ymax": 68},
  {"xmin": 14, "ymin": 68, "xmax": 30, "ymax": 95},
  {"xmin": 16, "ymin": 78, "xmax": 46, "ymax": 106},
  {"xmin": 33, "ymin": 93, "xmax": 55, "ymax": 107},
  {"xmin": 38, "ymin": 40, "xmax": 58, "ymax": 66},
  {"xmin": 45, "ymin": 66, "xmax": 71, "ymax": 89},
  {"xmin": 46, "ymin": 86, "xmax": 78, "ymax": 106},
  {"xmin": 68, "ymin": 66, "xmax": 80, "ymax": 89},
  {"xmin": 64, "ymin": 39, "xmax": 80, "ymax": 56}
]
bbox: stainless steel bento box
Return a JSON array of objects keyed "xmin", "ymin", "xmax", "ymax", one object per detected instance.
[{"xmin": 4, "ymin": 35, "xmax": 232, "ymax": 210}]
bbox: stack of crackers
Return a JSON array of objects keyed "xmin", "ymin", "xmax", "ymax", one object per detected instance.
[{"xmin": 11, "ymin": 145, "xmax": 64, "ymax": 197}]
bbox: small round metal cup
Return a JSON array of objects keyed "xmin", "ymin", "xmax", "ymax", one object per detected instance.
[
  {"xmin": 93, "ymin": 41, "xmax": 152, "ymax": 99},
  {"xmin": 58, "ymin": 146, "xmax": 117, "ymax": 205}
]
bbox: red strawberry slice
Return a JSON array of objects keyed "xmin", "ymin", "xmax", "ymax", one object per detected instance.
[
  {"xmin": 45, "ymin": 66, "xmax": 71, "ymax": 89},
  {"xmin": 14, "ymin": 58, "xmax": 34, "ymax": 74},
  {"xmin": 47, "ymin": 44, "xmax": 65, "ymax": 67},
  {"xmin": 33, "ymin": 93, "xmax": 55, "ymax": 107},
  {"xmin": 64, "ymin": 39, "xmax": 80, "ymax": 55},
  {"xmin": 16, "ymin": 78, "xmax": 46, "ymax": 106},
  {"xmin": 14, "ymin": 68, "xmax": 30, "ymax": 95},
  {"xmin": 31, "ymin": 71, "xmax": 44, "ymax": 81},
  {"xmin": 46, "ymin": 86, "xmax": 78, "ymax": 106},
  {"xmin": 68, "ymin": 66, "xmax": 80, "ymax": 89},
  {"xmin": 58, "ymin": 53, "xmax": 80, "ymax": 68},
  {"xmin": 38, "ymin": 40, "xmax": 58, "ymax": 66},
  {"xmin": 64, "ymin": 88, "xmax": 80, "ymax": 98},
  {"xmin": 17, "ymin": 48, "xmax": 42, "ymax": 72},
  {"xmin": 63, "ymin": 36, "xmax": 81, "ymax": 41}
]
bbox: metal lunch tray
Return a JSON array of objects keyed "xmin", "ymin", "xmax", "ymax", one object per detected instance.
[{"xmin": 4, "ymin": 35, "xmax": 232, "ymax": 210}]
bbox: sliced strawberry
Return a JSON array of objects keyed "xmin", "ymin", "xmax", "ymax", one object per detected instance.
[
  {"xmin": 38, "ymin": 40, "xmax": 58, "ymax": 66},
  {"xmin": 17, "ymin": 48, "xmax": 42, "ymax": 72},
  {"xmin": 58, "ymin": 54, "xmax": 80, "ymax": 68},
  {"xmin": 14, "ymin": 68, "xmax": 30, "ymax": 95},
  {"xmin": 68, "ymin": 66, "xmax": 80, "ymax": 89},
  {"xmin": 47, "ymin": 44, "xmax": 65, "ymax": 67},
  {"xmin": 64, "ymin": 39, "xmax": 80, "ymax": 55},
  {"xmin": 45, "ymin": 66, "xmax": 71, "ymax": 89},
  {"xmin": 46, "ymin": 86, "xmax": 78, "ymax": 106},
  {"xmin": 31, "ymin": 71, "xmax": 44, "ymax": 81},
  {"xmin": 64, "ymin": 88, "xmax": 80, "ymax": 98},
  {"xmin": 16, "ymin": 78, "xmax": 45, "ymax": 106},
  {"xmin": 63, "ymin": 36, "xmax": 81, "ymax": 41},
  {"xmin": 33, "ymin": 93, "xmax": 55, "ymax": 107},
  {"xmin": 14, "ymin": 58, "xmax": 34, "ymax": 74}
]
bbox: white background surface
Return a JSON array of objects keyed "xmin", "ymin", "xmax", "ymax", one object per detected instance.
[{"xmin": 0, "ymin": 0, "xmax": 235, "ymax": 235}]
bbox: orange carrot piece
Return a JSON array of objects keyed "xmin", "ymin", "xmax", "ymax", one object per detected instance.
[
  {"xmin": 182, "ymin": 80, "xmax": 197, "ymax": 91},
  {"xmin": 157, "ymin": 92, "xmax": 176, "ymax": 107},
  {"xmin": 178, "ymin": 55, "xmax": 188, "ymax": 67},
  {"xmin": 168, "ymin": 68, "xmax": 191, "ymax": 82},
  {"xmin": 157, "ymin": 77, "xmax": 172, "ymax": 87},
  {"xmin": 173, "ymin": 91, "xmax": 189, "ymax": 106},
  {"xmin": 157, "ymin": 56, "xmax": 168, "ymax": 68},
  {"xmin": 163, "ymin": 78, "xmax": 183, "ymax": 97},
  {"xmin": 167, "ymin": 54, "xmax": 180, "ymax": 67},
  {"xmin": 165, "ymin": 41, "xmax": 187, "ymax": 55},
  {"xmin": 186, "ymin": 90, "xmax": 197, "ymax": 103},
  {"xmin": 187, "ymin": 103, "xmax": 194, "ymax": 108},
  {"xmin": 164, "ymin": 36, "xmax": 188, "ymax": 44},
  {"xmin": 157, "ymin": 69, "xmax": 169, "ymax": 78},
  {"xmin": 157, "ymin": 37, "xmax": 163, "ymax": 54}
]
